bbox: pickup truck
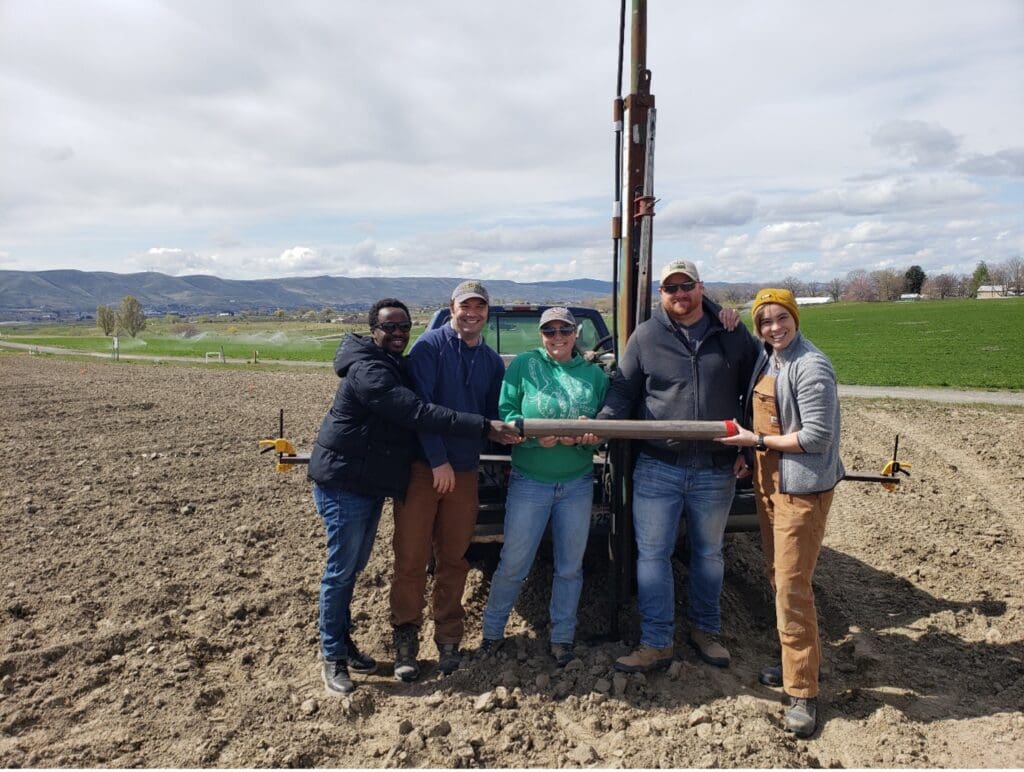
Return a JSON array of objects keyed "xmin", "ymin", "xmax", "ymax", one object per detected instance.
[
  {"xmin": 424, "ymin": 304, "xmax": 614, "ymax": 366},
  {"xmin": 423, "ymin": 304, "xmax": 757, "ymax": 544}
]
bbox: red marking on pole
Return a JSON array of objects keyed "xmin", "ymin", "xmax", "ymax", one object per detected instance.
[{"xmin": 724, "ymin": 420, "xmax": 738, "ymax": 436}]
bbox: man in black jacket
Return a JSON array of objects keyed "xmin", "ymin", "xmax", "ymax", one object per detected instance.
[
  {"xmin": 307, "ymin": 298, "xmax": 519, "ymax": 695},
  {"xmin": 597, "ymin": 260, "xmax": 763, "ymax": 674}
]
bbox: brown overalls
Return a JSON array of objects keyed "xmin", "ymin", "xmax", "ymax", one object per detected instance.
[{"xmin": 752, "ymin": 369, "xmax": 834, "ymax": 698}]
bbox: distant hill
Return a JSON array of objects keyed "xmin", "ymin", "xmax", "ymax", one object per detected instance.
[
  {"xmin": 0, "ymin": 270, "xmax": 618, "ymax": 319},
  {"xmin": 0, "ymin": 269, "xmax": 756, "ymax": 320}
]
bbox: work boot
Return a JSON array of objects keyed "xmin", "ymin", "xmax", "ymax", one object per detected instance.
[
  {"xmin": 550, "ymin": 642, "xmax": 576, "ymax": 668},
  {"xmin": 437, "ymin": 643, "xmax": 462, "ymax": 675},
  {"xmin": 393, "ymin": 624, "xmax": 420, "ymax": 683},
  {"xmin": 476, "ymin": 637, "xmax": 505, "ymax": 657},
  {"xmin": 614, "ymin": 644, "xmax": 674, "ymax": 673},
  {"xmin": 322, "ymin": 659, "xmax": 355, "ymax": 696},
  {"xmin": 785, "ymin": 696, "xmax": 818, "ymax": 738},
  {"xmin": 688, "ymin": 629, "xmax": 731, "ymax": 668},
  {"xmin": 758, "ymin": 663, "xmax": 783, "ymax": 687},
  {"xmin": 344, "ymin": 633, "xmax": 377, "ymax": 675}
]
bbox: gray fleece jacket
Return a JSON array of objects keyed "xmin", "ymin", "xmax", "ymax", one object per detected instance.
[{"xmin": 747, "ymin": 332, "xmax": 845, "ymax": 494}]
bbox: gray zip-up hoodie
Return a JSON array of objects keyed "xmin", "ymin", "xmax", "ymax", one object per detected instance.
[
  {"xmin": 746, "ymin": 332, "xmax": 845, "ymax": 494},
  {"xmin": 599, "ymin": 299, "xmax": 764, "ymax": 467}
]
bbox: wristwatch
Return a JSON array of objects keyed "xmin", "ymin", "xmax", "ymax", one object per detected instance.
[{"xmin": 755, "ymin": 433, "xmax": 767, "ymax": 451}]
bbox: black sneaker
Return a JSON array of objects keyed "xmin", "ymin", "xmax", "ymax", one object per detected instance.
[
  {"xmin": 437, "ymin": 643, "xmax": 462, "ymax": 675},
  {"xmin": 477, "ymin": 637, "xmax": 504, "ymax": 657},
  {"xmin": 322, "ymin": 659, "xmax": 354, "ymax": 695},
  {"xmin": 550, "ymin": 642, "xmax": 575, "ymax": 668},
  {"xmin": 393, "ymin": 624, "xmax": 420, "ymax": 683},
  {"xmin": 785, "ymin": 696, "xmax": 818, "ymax": 738},
  {"xmin": 758, "ymin": 663, "xmax": 783, "ymax": 687},
  {"xmin": 345, "ymin": 633, "xmax": 377, "ymax": 675}
]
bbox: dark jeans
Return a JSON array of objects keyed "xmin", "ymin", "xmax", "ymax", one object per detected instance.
[{"xmin": 313, "ymin": 482, "xmax": 383, "ymax": 661}]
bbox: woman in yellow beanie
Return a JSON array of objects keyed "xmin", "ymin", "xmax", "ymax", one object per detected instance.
[{"xmin": 716, "ymin": 288, "xmax": 844, "ymax": 738}]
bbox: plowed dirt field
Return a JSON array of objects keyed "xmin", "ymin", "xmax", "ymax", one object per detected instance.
[{"xmin": 1, "ymin": 355, "xmax": 1022, "ymax": 768}]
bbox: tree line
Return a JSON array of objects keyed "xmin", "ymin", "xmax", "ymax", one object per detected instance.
[{"xmin": 713, "ymin": 256, "xmax": 1022, "ymax": 305}]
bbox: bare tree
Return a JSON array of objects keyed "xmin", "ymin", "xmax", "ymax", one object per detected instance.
[
  {"xmin": 922, "ymin": 273, "xmax": 958, "ymax": 299},
  {"xmin": 872, "ymin": 269, "xmax": 904, "ymax": 301},
  {"xmin": 96, "ymin": 304, "xmax": 117, "ymax": 335},
  {"xmin": 118, "ymin": 295, "xmax": 147, "ymax": 337},
  {"xmin": 826, "ymin": 277, "xmax": 844, "ymax": 303},
  {"xmin": 1001, "ymin": 256, "xmax": 1023, "ymax": 295},
  {"xmin": 780, "ymin": 276, "xmax": 805, "ymax": 297},
  {"xmin": 842, "ymin": 270, "xmax": 878, "ymax": 302}
]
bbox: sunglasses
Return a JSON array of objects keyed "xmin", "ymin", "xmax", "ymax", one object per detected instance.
[
  {"xmin": 541, "ymin": 326, "xmax": 576, "ymax": 338},
  {"xmin": 375, "ymin": 321, "xmax": 412, "ymax": 333},
  {"xmin": 661, "ymin": 281, "xmax": 698, "ymax": 294}
]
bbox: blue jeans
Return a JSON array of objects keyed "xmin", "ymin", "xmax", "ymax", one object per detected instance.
[
  {"xmin": 632, "ymin": 453, "xmax": 736, "ymax": 648},
  {"xmin": 482, "ymin": 470, "xmax": 593, "ymax": 644},
  {"xmin": 313, "ymin": 483, "xmax": 383, "ymax": 661}
]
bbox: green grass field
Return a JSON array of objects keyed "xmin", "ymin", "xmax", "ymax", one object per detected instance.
[
  {"xmin": 3, "ymin": 298, "xmax": 1022, "ymax": 389},
  {"xmin": 768, "ymin": 298, "xmax": 1024, "ymax": 389},
  {"xmin": 0, "ymin": 318, "xmax": 427, "ymax": 363}
]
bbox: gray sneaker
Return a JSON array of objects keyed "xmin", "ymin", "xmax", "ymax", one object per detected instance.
[
  {"xmin": 393, "ymin": 624, "xmax": 420, "ymax": 682},
  {"xmin": 785, "ymin": 696, "xmax": 817, "ymax": 738},
  {"xmin": 688, "ymin": 629, "xmax": 730, "ymax": 668}
]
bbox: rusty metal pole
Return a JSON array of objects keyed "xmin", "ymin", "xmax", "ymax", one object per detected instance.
[{"xmin": 609, "ymin": 0, "xmax": 657, "ymax": 641}]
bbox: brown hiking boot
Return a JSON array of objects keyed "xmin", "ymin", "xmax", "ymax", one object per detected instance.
[
  {"xmin": 614, "ymin": 644, "xmax": 674, "ymax": 673},
  {"xmin": 688, "ymin": 629, "xmax": 730, "ymax": 667}
]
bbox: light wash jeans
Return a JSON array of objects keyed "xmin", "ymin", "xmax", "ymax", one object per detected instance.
[
  {"xmin": 482, "ymin": 469, "xmax": 593, "ymax": 645},
  {"xmin": 313, "ymin": 482, "xmax": 383, "ymax": 661},
  {"xmin": 632, "ymin": 453, "xmax": 736, "ymax": 648}
]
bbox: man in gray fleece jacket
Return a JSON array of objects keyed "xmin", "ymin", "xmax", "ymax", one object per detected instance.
[{"xmin": 598, "ymin": 259, "xmax": 765, "ymax": 673}]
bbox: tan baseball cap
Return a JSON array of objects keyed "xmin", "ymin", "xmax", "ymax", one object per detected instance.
[
  {"xmin": 451, "ymin": 280, "xmax": 490, "ymax": 304},
  {"xmin": 659, "ymin": 259, "xmax": 701, "ymax": 284}
]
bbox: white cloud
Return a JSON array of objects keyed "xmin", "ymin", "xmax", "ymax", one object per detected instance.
[
  {"xmin": 0, "ymin": 0, "xmax": 1020, "ymax": 285},
  {"xmin": 871, "ymin": 120, "xmax": 962, "ymax": 168}
]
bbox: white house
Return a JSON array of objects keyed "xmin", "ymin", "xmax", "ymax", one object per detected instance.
[{"xmin": 977, "ymin": 285, "xmax": 1005, "ymax": 299}]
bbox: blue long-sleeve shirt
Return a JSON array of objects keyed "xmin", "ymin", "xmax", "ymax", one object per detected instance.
[{"xmin": 406, "ymin": 323, "xmax": 505, "ymax": 471}]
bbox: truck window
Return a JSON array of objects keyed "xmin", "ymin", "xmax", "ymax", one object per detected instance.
[{"xmin": 484, "ymin": 312, "xmax": 604, "ymax": 357}]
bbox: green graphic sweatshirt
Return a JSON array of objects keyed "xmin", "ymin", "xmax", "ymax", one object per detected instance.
[{"xmin": 499, "ymin": 348, "xmax": 609, "ymax": 483}]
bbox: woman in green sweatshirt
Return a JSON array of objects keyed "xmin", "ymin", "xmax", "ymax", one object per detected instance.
[{"xmin": 479, "ymin": 308, "xmax": 608, "ymax": 666}]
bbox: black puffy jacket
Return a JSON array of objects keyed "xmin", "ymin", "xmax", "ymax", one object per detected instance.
[{"xmin": 307, "ymin": 333, "xmax": 488, "ymax": 498}]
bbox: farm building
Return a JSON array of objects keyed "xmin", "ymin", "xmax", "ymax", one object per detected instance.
[{"xmin": 977, "ymin": 285, "xmax": 1006, "ymax": 299}]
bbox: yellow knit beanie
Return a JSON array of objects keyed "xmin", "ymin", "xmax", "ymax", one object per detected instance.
[{"xmin": 751, "ymin": 288, "xmax": 800, "ymax": 332}]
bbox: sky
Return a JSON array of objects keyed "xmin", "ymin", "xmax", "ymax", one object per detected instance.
[{"xmin": 1, "ymin": 0, "xmax": 1022, "ymax": 285}]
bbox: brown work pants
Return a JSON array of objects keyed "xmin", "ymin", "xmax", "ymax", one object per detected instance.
[
  {"xmin": 389, "ymin": 461, "xmax": 479, "ymax": 644},
  {"xmin": 755, "ymin": 451, "xmax": 833, "ymax": 698}
]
